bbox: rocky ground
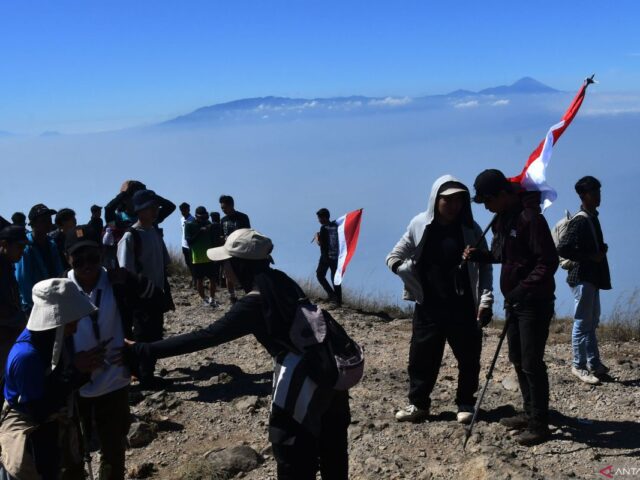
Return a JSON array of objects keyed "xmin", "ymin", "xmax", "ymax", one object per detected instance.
[{"xmin": 113, "ymin": 276, "xmax": 640, "ymax": 479}]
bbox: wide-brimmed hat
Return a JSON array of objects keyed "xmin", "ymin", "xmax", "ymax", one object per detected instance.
[
  {"xmin": 207, "ymin": 228, "xmax": 273, "ymax": 262},
  {"xmin": 27, "ymin": 278, "xmax": 97, "ymax": 331}
]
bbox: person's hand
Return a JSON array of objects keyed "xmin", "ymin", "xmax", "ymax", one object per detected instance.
[
  {"xmin": 477, "ymin": 308, "xmax": 493, "ymax": 328},
  {"xmin": 74, "ymin": 345, "xmax": 106, "ymax": 373},
  {"xmin": 589, "ymin": 251, "xmax": 606, "ymax": 263},
  {"xmin": 463, "ymin": 246, "xmax": 477, "ymax": 262}
]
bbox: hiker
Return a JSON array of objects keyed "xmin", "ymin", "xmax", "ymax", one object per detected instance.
[
  {"xmin": 126, "ymin": 229, "xmax": 352, "ymax": 480},
  {"xmin": 315, "ymin": 208, "xmax": 342, "ymax": 306},
  {"xmin": 0, "ymin": 225, "xmax": 28, "ymax": 404},
  {"xmin": 465, "ymin": 169, "xmax": 559, "ymax": 446},
  {"xmin": 15, "ymin": 204, "xmax": 65, "ymax": 314},
  {"xmin": 50, "ymin": 208, "xmax": 78, "ymax": 269},
  {"xmin": 185, "ymin": 206, "xmax": 223, "ymax": 307},
  {"xmin": 66, "ymin": 224, "xmax": 164, "ymax": 480},
  {"xmin": 179, "ymin": 202, "xmax": 196, "ymax": 286},
  {"xmin": 104, "ymin": 180, "xmax": 176, "ymax": 260},
  {"xmin": 557, "ymin": 176, "xmax": 611, "ymax": 385},
  {"xmin": 88, "ymin": 204, "xmax": 104, "ymax": 236},
  {"xmin": 117, "ymin": 190, "xmax": 174, "ymax": 388},
  {"xmin": 0, "ymin": 278, "xmax": 104, "ymax": 480},
  {"xmin": 219, "ymin": 195, "xmax": 251, "ymax": 303},
  {"xmin": 386, "ymin": 175, "xmax": 493, "ymax": 424},
  {"xmin": 10, "ymin": 212, "xmax": 26, "ymax": 227}
]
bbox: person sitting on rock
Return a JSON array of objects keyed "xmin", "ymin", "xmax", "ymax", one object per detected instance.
[
  {"xmin": 0, "ymin": 278, "xmax": 104, "ymax": 480},
  {"xmin": 126, "ymin": 229, "xmax": 351, "ymax": 480},
  {"xmin": 387, "ymin": 175, "xmax": 493, "ymax": 425}
]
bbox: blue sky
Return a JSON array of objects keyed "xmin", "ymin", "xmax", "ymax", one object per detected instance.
[{"xmin": 1, "ymin": 0, "xmax": 639, "ymax": 133}]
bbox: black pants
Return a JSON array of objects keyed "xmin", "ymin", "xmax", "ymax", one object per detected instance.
[
  {"xmin": 316, "ymin": 257, "xmax": 342, "ymax": 304},
  {"xmin": 272, "ymin": 393, "xmax": 350, "ymax": 480},
  {"xmin": 408, "ymin": 303, "xmax": 481, "ymax": 410},
  {"xmin": 506, "ymin": 299, "xmax": 553, "ymax": 429},
  {"xmin": 132, "ymin": 308, "xmax": 164, "ymax": 382},
  {"xmin": 182, "ymin": 247, "xmax": 194, "ymax": 280},
  {"xmin": 78, "ymin": 387, "xmax": 131, "ymax": 480}
]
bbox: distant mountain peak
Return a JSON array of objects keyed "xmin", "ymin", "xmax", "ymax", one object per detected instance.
[{"xmin": 479, "ymin": 77, "xmax": 558, "ymax": 95}]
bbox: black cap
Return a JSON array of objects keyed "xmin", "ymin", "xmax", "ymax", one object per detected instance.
[
  {"xmin": 195, "ymin": 206, "xmax": 208, "ymax": 216},
  {"xmin": 179, "ymin": 202, "xmax": 190, "ymax": 210},
  {"xmin": 28, "ymin": 204, "xmax": 57, "ymax": 223},
  {"xmin": 472, "ymin": 169, "xmax": 515, "ymax": 203},
  {"xmin": 0, "ymin": 225, "xmax": 27, "ymax": 242},
  {"xmin": 132, "ymin": 190, "xmax": 159, "ymax": 213},
  {"xmin": 65, "ymin": 225, "xmax": 100, "ymax": 254},
  {"xmin": 90, "ymin": 204, "xmax": 102, "ymax": 212},
  {"xmin": 316, "ymin": 208, "xmax": 330, "ymax": 218},
  {"xmin": 575, "ymin": 176, "xmax": 601, "ymax": 195}
]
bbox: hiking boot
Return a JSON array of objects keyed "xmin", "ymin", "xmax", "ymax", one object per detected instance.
[
  {"xmin": 499, "ymin": 414, "xmax": 529, "ymax": 430},
  {"xmin": 456, "ymin": 405, "xmax": 475, "ymax": 424},
  {"xmin": 571, "ymin": 366, "xmax": 600, "ymax": 385},
  {"xmin": 395, "ymin": 404, "xmax": 429, "ymax": 423},
  {"xmin": 516, "ymin": 427, "xmax": 551, "ymax": 446},
  {"xmin": 589, "ymin": 363, "xmax": 610, "ymax": 377}
]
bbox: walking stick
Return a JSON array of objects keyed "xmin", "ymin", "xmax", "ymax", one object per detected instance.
[
  {"xmin": 462, "ymin": 312, "xmax": 511, "ymax": 451},
  {"xmin": 455, "ymin": 214, "xmax": 497, "ymax": 296}
]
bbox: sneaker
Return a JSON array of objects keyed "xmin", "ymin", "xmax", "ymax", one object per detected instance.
[
  {"xmin": 571, "ymin": 366, "xmax": 600, "ymax": 385},
  {"xmin": 499, "ymin": 414, "xmax": 529, "ymax": 430},
  {"xmin": 456, "ymin": 405, "xmax": 475, "ymax": 424},
  {"xmin": 395, "ymin": 404, "xmax": 429, "ymax": 423},
  {"xmin": 589, "ymin": 363, "xmax": 610, "ymax": 377},
  {"xmin": 209, "ymin": 298, "xmax": 221, "ymax": 308},
  {"xmin": 516, "ymin": 427, "xmax": 551, "ymax": 446},
  {"xmin": 202, "ymin": 299, "xmax": 211, "ymax": 307}
]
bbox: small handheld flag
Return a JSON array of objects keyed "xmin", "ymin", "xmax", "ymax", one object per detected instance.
[
  {"xmin": 509, "ymin": 75, "xmax": 595, "ymax": 210},
  {"xmin": 333, "ymin": 209, "xmax": 363, "ymax": 286}
]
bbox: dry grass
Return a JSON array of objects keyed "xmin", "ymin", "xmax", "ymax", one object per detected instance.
[{"xmin": 167, "ymin": 249, "xmax": 639, "ymax": 341}]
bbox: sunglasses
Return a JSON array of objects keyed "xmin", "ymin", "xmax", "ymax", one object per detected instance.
[{"xmin": 72, "ymin": 251, "xmax": 101, "ymax": 269}]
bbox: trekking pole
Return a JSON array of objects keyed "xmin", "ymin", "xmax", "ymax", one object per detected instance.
[
  {"xmin": 455, "ymin": 214, "xmax": 497, "ymax": 296},
  {"xmin": 463, "ymin": 312, "xmax": 511, "ymax": 451}
]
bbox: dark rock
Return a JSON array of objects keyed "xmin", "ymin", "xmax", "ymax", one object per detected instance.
[
  {"xmin": 128, "ymin": 462, "xmax": 156, "ymax": 478},
  {"xmin": 127, "ymin": 421, "xmax": 157, "ymax": 448},
  {"xmin": 205, "ymin": 445, "xmax": 264, "ymax": 477}
]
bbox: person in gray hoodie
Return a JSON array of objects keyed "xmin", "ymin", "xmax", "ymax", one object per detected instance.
[{"xmin": 386, "ymin": 175, "xmax": 493, "ymax": 424}]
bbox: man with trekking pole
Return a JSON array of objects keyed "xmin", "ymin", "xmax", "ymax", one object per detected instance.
[{"xmin": 465, "ymin": 169, "xmax": 559, "ymax": 446}]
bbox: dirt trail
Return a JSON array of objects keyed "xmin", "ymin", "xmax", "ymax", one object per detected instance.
[{"xmin": 120, "ymin": 277, "xmax": 640, "ymax": 479}]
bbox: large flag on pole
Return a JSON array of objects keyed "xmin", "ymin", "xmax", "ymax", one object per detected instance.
[
  {"xmin": 509, "ymin": 75, "xmax": 595, "ymax": 211},
  {"xmin": 333, "ymin": 209, "xmax": 363, "ymax": 286}
]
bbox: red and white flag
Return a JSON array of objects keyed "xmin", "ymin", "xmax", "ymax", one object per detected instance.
[
  {"xmin": 333, "ymin": 209, "xmax": 363, "ymax": 286},
  {"xmin": 509, "ymin": 76, "xmax": 595, "ymax": 210}
]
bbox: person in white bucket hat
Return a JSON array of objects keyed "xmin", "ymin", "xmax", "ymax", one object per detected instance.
[
  {"xmin": 127, "ymin": 229, "xmax": 352, "ymax": 480},
  {"xmin": 0, "ymin": 278, "xmax": 105, "ymax": 480}
]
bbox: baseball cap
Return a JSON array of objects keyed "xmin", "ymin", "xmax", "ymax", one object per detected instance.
[
  {"xmin": 65, "ymin": 225, "xmax": 100, "ymax": 254},
  {"xmin": 207, "ymin": 228, "xmax": 273, "ymax": 262},
  {"xmin": 195, "ymin": 206, "xmax": 208, "ymax": 216},
  {"xmin": 472, "ymin": 169, "xmax": 515, "ymax": 203},
  {"xmin": 438, "ymin": 181, "xmax": 468, "ymax": 197},
  {"xmin": 28, "ymin": 204, "xmax": 57, "ymax": 223}
]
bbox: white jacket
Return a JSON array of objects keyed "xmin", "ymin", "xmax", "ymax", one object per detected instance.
[{"xmin": 386, "ymin": 174, "xmax": 494, "ymax": 311}]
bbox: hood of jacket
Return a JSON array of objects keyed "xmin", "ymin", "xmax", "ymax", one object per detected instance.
[{"xmin": 424, "ymin": 174, "xmax": 474, "ymax": 229}]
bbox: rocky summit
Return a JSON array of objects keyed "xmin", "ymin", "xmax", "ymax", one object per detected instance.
[{"xmin": 114, "ymin": 277, "xmax": 639, "ymax": 479}]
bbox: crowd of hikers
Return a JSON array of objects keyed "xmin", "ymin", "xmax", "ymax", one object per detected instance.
[{"xmin": 0, "ymin": 171, "xmax": 611, "ymax": 479}]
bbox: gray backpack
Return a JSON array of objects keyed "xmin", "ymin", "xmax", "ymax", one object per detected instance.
[{"xmin": 552, "ymin": 210, "xmax": 597, "ymax": 270}]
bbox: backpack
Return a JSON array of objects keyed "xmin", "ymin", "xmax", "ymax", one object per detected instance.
[
  {"xmin": 288, "ymin": 302, "xmax": 364, "ymax": 391},
  {"xmin": 552, "ymin": 210, "xmax": 597, "ymax": 270}
]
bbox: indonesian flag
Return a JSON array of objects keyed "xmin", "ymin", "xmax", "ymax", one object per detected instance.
[
  {"xmin": 509, "ymin": 76, "xmax": 595, "ymax": 210},
  {"xmin": 333, "ymin": 209, "xmax": 363, "ymax": 286}
]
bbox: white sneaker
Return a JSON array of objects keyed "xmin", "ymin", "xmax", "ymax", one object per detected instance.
[
  {"xmin": 202, "ymin": 299, "xmax": 211, "ymax": 307},
  {"xmin": 571, "ymin": 366, "xmax": 600, "ymax": 385},
  {"xmin": 208, "ymin": 298, "xmax": 220, "ymax": 308},
  {"xmin": 395, "ymin": 404, "xmax": 429, "ymax": 423},
  {"xmin": 589, "ymin": 363, "xmax": 610, "ymax": 377},
  {"xmin": 456, "ymin": 405, "xmax": 475, "ymax": 424}
]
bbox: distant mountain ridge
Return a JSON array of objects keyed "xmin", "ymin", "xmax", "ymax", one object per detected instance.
[{"xmin": 157, "ymin": 77, "xmax": 561, "ymax": 127}]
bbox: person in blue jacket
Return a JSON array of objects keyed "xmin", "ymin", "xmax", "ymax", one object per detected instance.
[{"xmin": 15, "ymin": 204, "xmax": 65, "ymax": 315}]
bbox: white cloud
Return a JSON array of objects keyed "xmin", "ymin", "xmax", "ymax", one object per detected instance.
[
  {"xmin": 368, "ymin": 96, "xmax": 412, "ymax": 107},
  {"xmin": 491, "ymin": 99, "xmax": 510, "ymax": 107},
  {"xmin": 454, "ymin": 100, "xmax": 479, "ymax": 109}
]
